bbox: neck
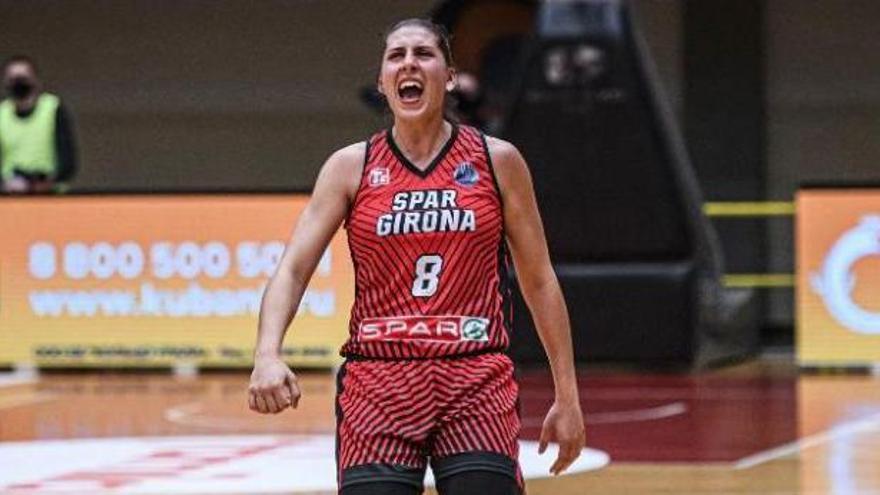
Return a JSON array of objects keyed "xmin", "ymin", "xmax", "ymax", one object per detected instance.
[
  {"xmin": 392, "ymin": 113, "xmax": 450, "ymax": 164},
  {"xmin": 14, "ymin": 93, "xmax": 39, "ymax": 113}
]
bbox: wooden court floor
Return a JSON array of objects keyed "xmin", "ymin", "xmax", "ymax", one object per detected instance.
[{"xmin": 1, "ymin": 354, "xmax": 879, "ymax": 494}]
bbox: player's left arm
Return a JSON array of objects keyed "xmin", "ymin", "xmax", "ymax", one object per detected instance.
[{"xmin": 488, "ymin": 136, "xmax": 585, "ymax": 475}]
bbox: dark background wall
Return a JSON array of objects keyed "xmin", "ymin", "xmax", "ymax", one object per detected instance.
[
  {"xmin": 765, "ymin": 0, "xmax": 880, "ymax": 324},
  {"xmin": 1, "ymin": 0, "xmax": 435, "ymax": 191},
  {"xmin": 2, "ymin": 0, "xmax": 683, "ymax": 192},
  {"xmin": 3, "ymin": 0, "xmax": 879, "ymax": 329}
]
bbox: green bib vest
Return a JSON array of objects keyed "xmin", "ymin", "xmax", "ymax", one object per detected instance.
[{"xmin": 0, "ymin": 93, "xmax": 60, "ymax": 180}]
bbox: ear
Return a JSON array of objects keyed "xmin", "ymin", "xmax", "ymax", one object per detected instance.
[
  {"xmin": 445, "ymin": 68, "xmax": 458, "ymax": 92},
  {"xmin": 377, "ymin": 78, "xmax": 385, "ymax": 95}
]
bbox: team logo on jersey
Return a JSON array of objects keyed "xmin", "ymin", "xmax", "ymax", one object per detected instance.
[
  {"xmin": 359, "ymin": 315, "xmax": 490, "ymax": 343},
  {"xmin": 461, "ymin": 318, "xmax": 490, "ymax": 342},
  {"xmin": 369, "ymin": 167, "xmax": 390, "ymax": 186},
  {"xmin": 453, "ymin": 162, "xmax": 479, "ymax": 187}
]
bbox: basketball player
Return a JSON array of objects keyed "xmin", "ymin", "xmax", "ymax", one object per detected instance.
[{"xmin": 248, "ymin": 18, "xmax": 585, "ymax": 495}]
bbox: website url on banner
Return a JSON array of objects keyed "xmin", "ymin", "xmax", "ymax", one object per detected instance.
[{"xmin": 27, "ymin": 283, "xmax": 336, "ymax": 318}]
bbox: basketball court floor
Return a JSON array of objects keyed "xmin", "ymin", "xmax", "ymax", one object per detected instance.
[{"xmin": 1, "ymin": 354, "xmax": 879, "ymax": 494}]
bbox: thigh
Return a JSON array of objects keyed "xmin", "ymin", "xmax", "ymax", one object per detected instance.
[
  {"xmin": 430, "ymin": 354, "xmax": 521, "ymax": 462},
  {"xmin": 336, "ymin": 360, "xmax": 434, "ymax": 490}
]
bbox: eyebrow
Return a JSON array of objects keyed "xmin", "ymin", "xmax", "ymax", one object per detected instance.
[{"xmin": 386, "ymin": 44, "xmax": 436, "ymax": 52}]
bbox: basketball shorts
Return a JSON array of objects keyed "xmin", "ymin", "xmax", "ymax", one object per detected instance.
[{"xmin": 335, "ymin": 352, "xmax": 522, "ymax": 491}]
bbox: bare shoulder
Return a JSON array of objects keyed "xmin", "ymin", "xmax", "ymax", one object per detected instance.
[
  {"xmin": 326, "ymin": 141, "xmax": 367, "ymax": 171},
  {"xmin": 314, "ymin": 141, "xmax": 366, "ymax": 195},
  {"xmin": 485, "ymin": 135, "xmax": 524, "ymax": 165},
  {"xmin": 484, "ymin": 135, "xmax": 531, "ymax": 191}
]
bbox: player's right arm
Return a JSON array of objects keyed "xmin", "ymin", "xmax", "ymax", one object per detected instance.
[{"xmin": 248, "ymin": 142, "xmax": 364, "ymax": 415}]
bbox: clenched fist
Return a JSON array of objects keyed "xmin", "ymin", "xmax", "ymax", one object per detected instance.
[{"xmin": 248, "ymin": 356, "xmax": 301, "ymax": 414}]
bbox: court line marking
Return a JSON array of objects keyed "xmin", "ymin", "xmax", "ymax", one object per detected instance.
[
  {"xmin": 0, "ymin": 392, "xmax": 56, "ymax": 410},
  {"xmin": 167, "ymin": 401, "xmax": 689, "ymax": 431},
  {"xmin": 164, "ymin": 402, "xmax": 324, "ymax": 431},
  {"xmin": 734, "ymin": 411, "xmax": 880, "ymax": 470},
  {"xmin": 518, "ymin": 388, "xmax": 788, "ymax": 401},
  {"xmin": 0, "ymin": 372, "xmax": 39, "ymax": 388},
  {"xmin": 585, "ymin": 401, "xmax": 688, "ymax": 425},
  {"xmin": 165, "ymin": 401, "xmax": 249, "ymax": 430},
  {"xmin": 521, "ymin": 402, "xmax": 688, "ymax": 427}
]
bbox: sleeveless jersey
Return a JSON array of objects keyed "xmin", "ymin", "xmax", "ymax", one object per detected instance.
[{"xmin": 341, "ymin": 124, "xmax": 512, "ymax": 359}]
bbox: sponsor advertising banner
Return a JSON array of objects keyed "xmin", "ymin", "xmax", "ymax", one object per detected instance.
[
  {"xmin": 0, "ymin": 195, "xmax": 353, "ymax": 368},
  {"xmin": 796, "ymin": 189, "xmax": 880, "ymax": 365}
]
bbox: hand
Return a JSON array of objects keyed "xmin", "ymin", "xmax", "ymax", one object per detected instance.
[
  {"xmin": 248, "ymin": 355, "xmax": 301, "ymax": 414},
  {"xmin": 538, "ymin": 399, "xmax": 586, "ymax": 475}
]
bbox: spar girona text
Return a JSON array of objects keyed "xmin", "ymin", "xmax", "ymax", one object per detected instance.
[{"xmin": 376, "ymin": 189, "xmax": 476, "ymax": 236}]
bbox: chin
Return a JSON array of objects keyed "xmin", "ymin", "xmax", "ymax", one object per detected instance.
[{"xmin": 392, "ymin": 102, "xmax": 441, "ymax": 121}]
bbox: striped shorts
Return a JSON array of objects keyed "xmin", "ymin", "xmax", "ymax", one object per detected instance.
[{"xmin": 335, "ymin": 352, "xmax": 522, "ymax": 490}]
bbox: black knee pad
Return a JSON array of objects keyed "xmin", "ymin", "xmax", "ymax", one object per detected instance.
[
  {"xmin": 433, "ymin": 452, "xmax": 521, "ymax": 495},
  {"xmin": 340, "ymin": 464, "xmax": 425, "ymax": 495},
  {"xmin": 340, "ymin": 480, "xmax": 423, "ymax": 495}
]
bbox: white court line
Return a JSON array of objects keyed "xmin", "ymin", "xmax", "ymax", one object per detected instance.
[
  {"xmin": 0, "ymin": 371, "xmax": 39, "ymax": 388},
  {"xmin": 169, "ymin": 400, "xmax": 688, "ymax": 431},
  {"xmin": 520, "ymin": 401, "xmax": 688, "ymax": 427},
  {"xmin": 0, "ymin": 392, "xmax": 56, "ymax": 410},
  {"xmin": 164, "ymin": 402, "xmax": 318, "ymax": 431},
  {"xmin": 734, "ymin": 411, "xmax": 880, "ymax": 470},
  {"xmin": 163, "ymin": 401, "xmax": 252, "ymax": 429},
  {"xmin": 586, "ymin": 401, "xmax": 688, "ymax": 425},
  {"xmin": 164, "ymin": 401, "xmax": 249, "ymax": 429}
]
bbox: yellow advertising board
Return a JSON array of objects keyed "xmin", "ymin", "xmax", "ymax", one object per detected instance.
[
  {"xmin": 796, "ymin": 188, "xmax": 880, "ymax": 365},
  {"xmin": 0, "ymin": 195, "xmax": 353, "ymax": 368}
]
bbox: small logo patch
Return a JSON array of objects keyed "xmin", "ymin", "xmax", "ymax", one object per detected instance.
[
  {"xmin": 453, "ymin": 162, "xmax": 479, "ymax": 187},
  {"xmin": 461, "ymin": 318, "xmax": 489, "ymax": 342},
  {"xmin": 369, "ymin": 167, "xmax": 390, "ymax": 186}
]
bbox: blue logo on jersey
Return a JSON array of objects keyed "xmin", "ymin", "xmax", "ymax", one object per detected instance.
[{"xmin": 454, "ymin": 162, "xmax": 479, "ymax": 187}]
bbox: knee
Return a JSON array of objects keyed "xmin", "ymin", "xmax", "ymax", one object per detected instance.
[
  {"xmin": 436, "ymin": 470, "xmax": 521, "ymax": 495},
  {"xmin": 341, "ymin": 481, "xmax": 422, "ymax": 495}
]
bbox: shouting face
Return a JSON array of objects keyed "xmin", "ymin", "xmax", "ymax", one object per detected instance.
[{"xmin": 378, "ymin": 25, "xmax": 456, "ymax": 122}]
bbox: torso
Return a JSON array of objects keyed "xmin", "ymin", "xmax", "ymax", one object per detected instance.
[{"xmin": 341, "ymin": 123, "xmax": 512, "ymax": 359}]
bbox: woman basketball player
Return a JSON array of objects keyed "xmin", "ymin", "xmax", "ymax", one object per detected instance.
[{"xmin": 248, "ymin": 18, "xmax": 585, "ymax": 495}]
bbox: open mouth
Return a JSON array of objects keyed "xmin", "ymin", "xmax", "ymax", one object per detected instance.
[{"xmin": 397, "ymin": 80, "xmax": 424, "ymax": 104}]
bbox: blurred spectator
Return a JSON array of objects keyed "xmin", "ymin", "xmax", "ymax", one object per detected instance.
[
  {"xmin": 449, "ymin": 71, "xmax": 486, "ymax": 129},
  {"xmin": 1, "ymin": 55, "xmax": 78, "ymax": 194}
]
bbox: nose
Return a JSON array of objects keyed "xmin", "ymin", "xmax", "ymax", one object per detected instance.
[{"xmin": 402, "ymin": 50, "xmax": 418, "ymax": 70}]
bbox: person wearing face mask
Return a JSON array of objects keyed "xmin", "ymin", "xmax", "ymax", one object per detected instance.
[{"xmin": 0, "ymin": 55, "xmax": 78, "ymax": 194}]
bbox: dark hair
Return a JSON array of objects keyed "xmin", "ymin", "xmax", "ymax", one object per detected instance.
[
  {"xmin": 382, "ymin": 18, "xmax": 454, "ymax": 67},
  {"xmin": 2, "ymin": 55, "xmax": 39, "ymax": 76}
]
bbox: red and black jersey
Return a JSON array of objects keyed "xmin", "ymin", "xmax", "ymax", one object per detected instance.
[{"xmin": 341, "ymin": 123, "xmax": 512, "ymax": 359}]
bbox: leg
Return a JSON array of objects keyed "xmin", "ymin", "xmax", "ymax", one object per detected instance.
[
  {"xmin": 341, "ymin": 482, "xmax": 422, "ymax": 495},
  {"xmin": 433, "ymin": 452, "xmax": 521, "ymax": 495},
  {"xmin": 429, "ymin": 354, "xmax": 524, "ymax": 494},
  {"xmin": 336, "ymin": 360, "xmax": 433, "ymax": 493},
  {"xmin": 340, "ymin": 464, "xmax": 426, "ymax": 495}
]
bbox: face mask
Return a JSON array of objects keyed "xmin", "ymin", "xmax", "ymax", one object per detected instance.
[{"xmin": 7, "ymin": 78, "xmax": 35, "ymax": 99}]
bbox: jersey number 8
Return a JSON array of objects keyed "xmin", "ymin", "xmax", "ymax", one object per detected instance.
[{"xmin": 412, "ymin": 254, "xmax": 443, "ymax": 297}]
